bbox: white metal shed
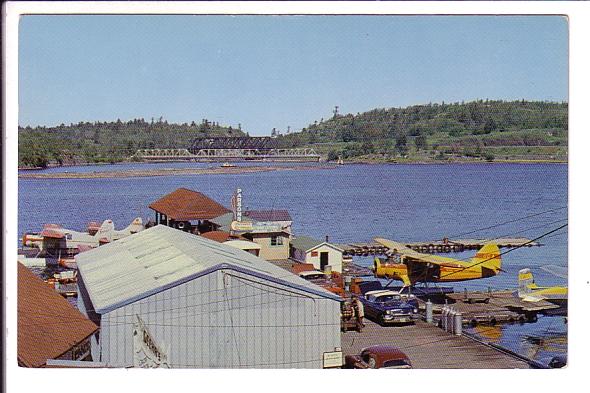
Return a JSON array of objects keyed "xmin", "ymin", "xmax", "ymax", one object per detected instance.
[{"xmin": 76, "ymin": 225, "xmax": 342, "ymax": 368}]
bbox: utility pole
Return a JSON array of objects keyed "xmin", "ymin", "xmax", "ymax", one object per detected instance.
[{"xmin": 333, "ymin": 105, "xmax": 339, "ymax": 118}]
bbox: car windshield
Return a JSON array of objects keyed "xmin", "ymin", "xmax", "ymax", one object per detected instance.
[
  {"xmin": 361, "ymin": 353, "xmax": 377, "ymax": 368},
  {"xmin": 376, "ymin": 295, "xmax": 401, "ymax": 303}
]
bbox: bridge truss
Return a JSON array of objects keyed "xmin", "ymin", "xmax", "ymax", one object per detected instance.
[{"xmin": 133, "ymin": 148, "xmax": 320, "ymax": 161}]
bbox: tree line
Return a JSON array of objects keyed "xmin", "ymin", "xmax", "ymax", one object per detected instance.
[
  {"xmin": 19, "ymin": 99, "xmax": 567, "ymax": 167},
  {"xmin": 276, "ymin": 99, "xmax": 568, "ymax": 159},
  {"xmin": 18, "ymin": 118, "xmax": 245, "ymax": 168}
]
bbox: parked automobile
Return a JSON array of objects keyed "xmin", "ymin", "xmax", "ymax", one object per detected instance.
[
  {"xmin": 548, "ymin": 355, "xmax": 567, "ymax": 368},
  {"xmin": 360, "ymin": 290, "xmax": 419, "ymax": 325},
  {"xmin": 344, "ymin": 345, "xmax": 412, "ymax": 369}
]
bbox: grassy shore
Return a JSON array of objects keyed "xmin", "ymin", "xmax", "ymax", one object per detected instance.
[
  {"xmin": 339, "ymin": 156, "xmax": 568, "ymax": 165},
  {"xmin": 18, "ymin": 164, "xmax": 337, "ymax": 179}
]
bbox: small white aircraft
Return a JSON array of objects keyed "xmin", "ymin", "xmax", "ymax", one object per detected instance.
[{"xmin": 22, "ymin": 218, "xmax": 144, "ymax": 255}]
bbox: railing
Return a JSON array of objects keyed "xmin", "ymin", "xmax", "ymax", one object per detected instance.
[
  {"xmin": 133, "ymin": 148, "xmax": 320, "ymax": 161},
  {"xmin": 134, "ymin": 149, "xmax": 194, "ymax": 158}
]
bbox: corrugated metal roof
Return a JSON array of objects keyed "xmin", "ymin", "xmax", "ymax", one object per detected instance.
[
  {"xmin": 148, "ymin": 188, "xmax": 230, "ymax": 220},
  {"xmin": 76, "ymin": 225, "xmax": 340, "ymax": 314},
  {"xmin": 309, "ymin": 242, "xmax": 344, "ymax": 253},
  {"xmin": 223, "ymin": 240, "xmax": 262, "ymax": 250},
  {"xmin": 244, "ymin": 210, "xmax": 292, "ymax": 222},
  {"xmin": 209, "ymin": 212, "xmax": 253, "ymax": 227},
  {"xmin": 290, "ymin": 236, "xmax": 323, "ymax": 252},
  {"xmin": 18, "ymin": 263, "xmax": 98, "ymax": 367}
]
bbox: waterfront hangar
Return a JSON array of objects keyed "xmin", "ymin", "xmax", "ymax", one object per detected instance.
[{"xmin": 76, "ymin": 225, "xmax": 342, "ymax": 368}]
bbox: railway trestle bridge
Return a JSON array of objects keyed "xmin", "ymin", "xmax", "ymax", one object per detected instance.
[
  {"xmin": 134, "ymin": 137, "xmax": 321, "ymax": 162},
  {"xmin": 133, "ymin": 147, "xmax": 321, "ymax": 162}
]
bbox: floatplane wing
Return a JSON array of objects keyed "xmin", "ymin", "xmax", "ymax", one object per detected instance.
[{"xmin": 374, "ymin": 238, "xmax": 464, "ymax": 266}]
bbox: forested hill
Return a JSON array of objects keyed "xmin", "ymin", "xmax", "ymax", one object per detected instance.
[
  {"xmin": 276, "ymin": 100, "xmax": 568, "ymax": 162},
  {"xmin": 18, "ymin": 100, "xmax": 568, "ymax": 168},
  {"xmin": 18, "ymin": 118, "xmax": 246, "ymax": 167}
]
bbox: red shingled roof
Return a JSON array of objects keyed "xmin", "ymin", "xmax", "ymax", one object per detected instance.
[
  {"xmin": 244, "ymin": 210, "xmax": 292, "ymax": 222},
  {"xmin": 148, "ymin": 188, "xmax": 230, "ymax": 221},
  {"xmin": 200, "ymin": 230, "xmax": 243, "ymax": 243},
  {"xmin": 18, "ymin": 263, "xmax": 98, "ymax": 367}
]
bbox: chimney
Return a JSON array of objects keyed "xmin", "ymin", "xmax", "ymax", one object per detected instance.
[{"xmin": 325, "ymin": 235, "xmax": 329, "ymax": 243}]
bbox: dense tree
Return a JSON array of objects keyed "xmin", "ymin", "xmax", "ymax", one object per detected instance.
[
  {"xmin": 18, "ymin": 118, "xmax": 246, "ymax": 167},
  {"xmin": 415, "ymin": 135, "xmax": 428, "ymax": 151},
  {"xmin": 395, "ymin": 134, "xmax": 408, "ymax": 155},
  {"xmin": 277, "ymin": 99, "xmax": 567, "ymax": 160}
]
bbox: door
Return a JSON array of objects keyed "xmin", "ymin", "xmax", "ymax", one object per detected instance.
[{"xmin": 320, "ymin": 252, "xmax": 329, "ymax": 271}]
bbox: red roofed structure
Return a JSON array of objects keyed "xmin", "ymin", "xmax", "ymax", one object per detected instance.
[
  {"xmin": 149, "ymin": 188, "xmax": 230, "ymax": 233},
  {"xmin": 200, "ymin": 230, "xmax": 243, "ymax": 243},
  {"xmin": 17, "ymin": 263, "xmax": 98, "ymax": 367}
]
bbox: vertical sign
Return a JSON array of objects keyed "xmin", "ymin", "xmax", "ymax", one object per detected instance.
[
  {"xmin": 236, "ymin": 188, "xmax": 242, "ymax": 222},
  {"xmin": 230, "ymin": 188, "xmax": 243, "ymax": 222}
]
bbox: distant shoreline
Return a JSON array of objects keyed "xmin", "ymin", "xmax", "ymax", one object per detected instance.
[
  {"xmin": 342, "ymin": 158, "xmax": 568, "ymax": 165},
  {"xmin": 18, "ymin": 157, "xmax": 568, "ymax": 172},
  {"xmin": 18, "ymin": 159, "xmax": 568, "ymax": 178},
  {"xmin": 17, "ymin": 164, "xmax": 338, "ymax": 179}
]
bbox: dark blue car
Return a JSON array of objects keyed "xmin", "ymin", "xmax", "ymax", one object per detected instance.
[{"xmin": 360, "ymin": 290, "xmax": 419, "ymax": 325}]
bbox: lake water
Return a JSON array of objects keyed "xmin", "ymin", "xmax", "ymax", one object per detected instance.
[{"xmin": 18, "ymin": 162, "xmax": 568, "ymax": 366}]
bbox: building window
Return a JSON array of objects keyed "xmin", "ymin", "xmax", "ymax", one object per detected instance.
[{"xmin": 271, "ymin": 235, "xmax": 283, "ymax": 246}]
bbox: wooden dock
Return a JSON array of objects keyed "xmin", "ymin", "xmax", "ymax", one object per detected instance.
[
  {"xmin": 341, "ymin": 320, "xmax": 530, "ymax": 368},
  {"xmin": 338, "ymin": 237, "xmax": 540, "ymax": 256},
  {"xmin": 422, "ymin": 290, "xmax": 560, "ymax": 326}
]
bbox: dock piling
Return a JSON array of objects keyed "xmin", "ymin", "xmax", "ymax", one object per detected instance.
[
  {"xmin": 454, "ymin": 312, "xmax": 463, "ymax": 335},
  {"xmin": 426, "ymin": 300, "xmax": 433, "ymax": 323}
]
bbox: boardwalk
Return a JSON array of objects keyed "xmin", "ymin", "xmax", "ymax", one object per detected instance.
[{"xmin": 341, "ymin": 320, "xmax": 530, "ymax": 368}]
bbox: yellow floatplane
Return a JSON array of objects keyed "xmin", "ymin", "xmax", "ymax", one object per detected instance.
[{"xmin": 373, "ymin": 238, "xmax": 502, "ymax": 286}]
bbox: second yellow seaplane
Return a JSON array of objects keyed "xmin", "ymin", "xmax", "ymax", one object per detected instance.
[
  {"xmin": 372, "ymin": 238, "xmax": 503, "ymax": 286},
  {"xmin": 517, "ymin": 267, "xmax": 567, "ymax": 306}
]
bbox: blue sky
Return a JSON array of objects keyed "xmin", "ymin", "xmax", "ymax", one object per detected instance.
[{"xmin": 19, "ymin": 15, "xmax": 568, "ymax": 135}]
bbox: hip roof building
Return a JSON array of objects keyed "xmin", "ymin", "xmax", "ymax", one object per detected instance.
[
  {"xmin": 76, "ymin": 225, "xmax": 342, "ymax": 368},
  {"xmin": 148, "ymin": 188, "xmax": 230, "ymax": 233}
]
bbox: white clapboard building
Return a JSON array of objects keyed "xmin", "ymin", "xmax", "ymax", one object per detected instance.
[
  {"xmin": 76, "ymin": 225, "xmax": 342, "ymax": 368},
  {"xmin": 290, "ymin": 236, "xmax": 345, "ymax": 273}
]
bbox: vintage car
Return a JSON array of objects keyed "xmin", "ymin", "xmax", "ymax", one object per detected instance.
[
  {"xmin": 360, "ymin": 290, "xmax": 419, "ymax": 325},
  {"xmin": 548, "ymin": 355, "xmax": 567, "ymax": 368},
  {"xmin": 343, "ymin": 345, "xmax": 412, "ymax": 369},
  {"xmin": 298, "ymin": 270, "xmax": 345, "ymax": 297}
]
